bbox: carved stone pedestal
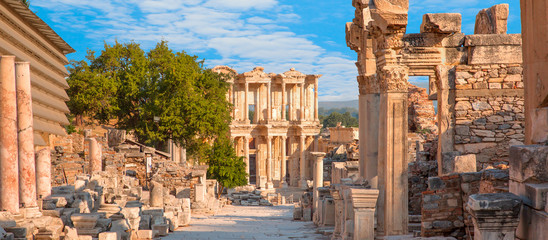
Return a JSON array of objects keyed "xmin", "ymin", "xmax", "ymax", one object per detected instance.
[{"xmin": 467, "ymin": 193, "xmax": 522, "ymax": 240}]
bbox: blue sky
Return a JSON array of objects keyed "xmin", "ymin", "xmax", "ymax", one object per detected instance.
[{"xmin": 31, "ymin": 0, "xmax": 521, "ymax": 101}]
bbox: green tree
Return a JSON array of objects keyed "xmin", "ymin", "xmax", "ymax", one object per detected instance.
[
  {"xmin": 322, "ymin": 111, "xmax": 359, "ymax": 128},
  {"xmin": 206, "ymin": 136, "xmax": 248, "ymax": 195},
  {"xmin": 66, "ymin": 41, "xmax": 247, "ymax": 188},
  {"xmin": 21, "ymin": 0, "xmax": 29, "ymax": 7}
]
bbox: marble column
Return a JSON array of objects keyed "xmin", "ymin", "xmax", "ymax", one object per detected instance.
[
  {"xmin": 314, "ymin": 81, "xmax": 319, "ymax": 121},
  {"xmin": 300, "ymin": 83, "xmax": 305, "ymax": 121},
  {"xmin": 377, "ymin": 65, "xmax": 409, "ymax": 236},
  {"xmin": 244, "ymin": 82, "xmax": 249, "ymax": 123},
  {"xmin": 36, "ymin": 148, "xmax": 51, "ymax": 200},
  {"xmin": 87, "ymin": 138, "xmax": 102, "ymax": 174},
  {"xmin": 266, "ymin": 136, "xmax": 273, "ymax": 189},
  {"xmin": 16, "ymin": 62, "xmax": 37, "ymax": 208},
  {"xmin": 282, "ymin": 83, "xmax": 286, "ymax": 121},
  {"xmin": 311, "ymin": 152, "xmax": 326, "ymax": 213},
  {"xmin": 267, "ymin": 82, "xmax": 271, "ymax": 121},
  {"xmin": 357, "ymin": 75, "xmax": 380, "ymax": 188},
  {"xmin": 280, "ymin": 136, "xmax": 287, "ymax": 188},
  {"xmin": 299, "ymin": 135, "xmax": 307, "ymax": 189},
  {"xmin": 0, "ymin": 56, "xmax": 19, "ymax": 213},
  {"xmin": 244, "ymin": 136, "xmax": 250, "ymax": 183}
]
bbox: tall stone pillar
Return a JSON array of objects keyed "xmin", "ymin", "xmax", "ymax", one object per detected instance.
[
  {"xmin": 377, "ymin": 65, "xmax": 410, "ymax": 236},
  {"xmin": 87, "ymin": 138, "xmax": 102, "ymax": 174},
  {"xmin": 300, "ymin": 83, "xmax": 305, "ymax": 121},
  {"xmin": 314, "ymin": 81, "xmax": 319, "ymax": 121},
  {"xmin": 311, "ymin": 152, "xmax": 325, "ymax": 212},
  {"xmin": 0, "ymin": 55, "xmax": 19, "ymax": 214},
  {"xmin": 436, "ymin": 66, "xmax": 456, "ymax": 175},
  {"xmin": 330, "ymin": 186, "xmax": 343, "ymax": 239},
  {"xmin": 244, "ymin": 82, "xmax": 249, "ymax": 123},
  {"xmin": 244, "ymin": 136, "xmax": 250, "ymax": 183},
  {"xmin": 266, "ymin": 136, "xmax": 273, "ymax": 189},
  {"xmin": 267, "ymin": 82, "xmax": 271, "ymax": 121},
  {"xmin": 16, "ymin": 62, "xmax": 37, "ymax": 208},
  {"xmin": 36, "ymin": 148, "xmax": 51, "ymax": 200},
  {"xmin": 357, "ymin": 75, "xmax": 380, "ymax": 188},
  {"xmin": 282, "ymin": 83, "xmax": 286, "ymax": 121},
  {"xmin": 280, "ymin": 136, "xmax": 287, "ymax": 188},
  {"xmin": 299, "ymin": 135, "xmax": 307, "ymax": 189}
]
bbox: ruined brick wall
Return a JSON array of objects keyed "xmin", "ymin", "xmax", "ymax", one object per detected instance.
[
  {"xmin": 421, "ymin": 169, "xmax": 509, "ymax": 239},
  {"xmin": 408, "ymin": 83, "xmax": 437, "ymax": 133},
  {"xmin": 453, "ymin": 64, "xmax": 524, "ymax": 169}
]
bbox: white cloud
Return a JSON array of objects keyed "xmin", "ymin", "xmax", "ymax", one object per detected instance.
[{"xmin": 33, "ymin": 0, "xmax": 359, "ymax": 101}]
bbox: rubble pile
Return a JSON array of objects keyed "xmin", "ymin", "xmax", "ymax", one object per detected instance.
[{"xmin": 228, "ymin": 187, "xmax": 284, "ymax": 207}]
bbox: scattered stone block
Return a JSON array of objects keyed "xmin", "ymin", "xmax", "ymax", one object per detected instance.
[
  {"xmin": 509, "ymin": 145, "xmax": 548, "ymax": 183},
  {"xmin": 151, "ymin": 224, "xmax": 168, "ymax": 236},
  {"xmin": 524, "ymin": 183, "xmax": 548, "ymax": 210},
  {"xmin": 98, "ymin": 232, "xmax": 118, "ymax": 240},
  {"xmin": 420, "ymin": 13, "xmax": 461, "ymax": 34},
  {"xmin": 136, "ymin": 230, "xmax": 154, "ymax": 239}
]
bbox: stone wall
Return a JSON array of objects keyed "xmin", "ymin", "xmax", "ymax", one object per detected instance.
[
  {"xmin": 421, "ymin": 169, "xmax": 509, "ymax": 239},
  {"xmin": 453, "ymin": 64, "xmax": 524, "ymax": 169}
]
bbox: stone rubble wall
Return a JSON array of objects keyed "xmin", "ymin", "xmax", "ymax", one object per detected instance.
[
  {"xmin": 453, "ymin": 64, "xmax": 524, "ymax": 169},
  {"xmin": 421, "ymin": 169, "xmax": 509, "ymax": 239}
]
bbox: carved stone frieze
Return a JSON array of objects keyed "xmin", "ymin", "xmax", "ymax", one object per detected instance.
[
  {"xmin": 378, "ymin": 65, "xmax": 409, "ymax": 93},
  {"xmin": 358, "ymin": 75, "xmax": 381, "ymax": 94}
]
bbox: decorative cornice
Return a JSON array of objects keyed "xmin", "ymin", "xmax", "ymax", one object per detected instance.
[
  {"xmin": 357, "ymin": 75, "xmax": 380, "ymax": 94},
  {"xmin": 378, "ymin": 65, "xmax": 409, "ymax": 93}
]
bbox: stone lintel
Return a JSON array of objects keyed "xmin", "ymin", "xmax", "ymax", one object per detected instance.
[
  {"xmin": 369, "ymin": 9, "xmax": 408, "ymax": 34},
  {"xmin": 467, "ymin": 45, "xmax": 523, "ymax": 65},
  {"xmin": 464, "ymin": 34, "xmax": 521, "ymax": 47}
]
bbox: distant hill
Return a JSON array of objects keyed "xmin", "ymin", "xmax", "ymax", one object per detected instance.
[{"xmin": 319, "ymin": 100, "xmax": 359, "ymax": 110}]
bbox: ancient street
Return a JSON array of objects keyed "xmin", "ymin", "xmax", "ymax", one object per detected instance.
[{"xmin": 163, "ymin": 205, "xmax": 328, "ymax": 240}]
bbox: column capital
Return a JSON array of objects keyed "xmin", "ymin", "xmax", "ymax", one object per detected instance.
[
  {"xmin": 378, "ymin": 65, "xmax": 409, "ymax": 93},
  {"xmin": 357, "ymin": 75, "xmax": 380, "ymax": 95}
]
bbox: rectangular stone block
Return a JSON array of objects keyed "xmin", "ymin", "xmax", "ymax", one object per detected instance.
[
  {"xmin": 516, "ymin": 205, "xmax": 548, "ymax": 240},
  {"xmin": 98, "ymin": 232, "xmax": 118, "ymax": 240},
  {"xmin": 420, "ymin": 13, "xmax": 461, "ymax": 34},
  {"xmin": 524, "ymin": 183, "xmax": 548, "ymax": 210},
  {"xmin": 509, "ymin": 145, "xmax": 548, "ymax": 183},
  {"xmin": 468, "ymin": 45, "xmax": 522, "ymax": 65},
  {"xmin": 136, "ymin": 230, "xmax": 154, "ymax": 239},
  {"xmin": 151, "ymin": 224, "xmax": 168, "ymax": 236}
]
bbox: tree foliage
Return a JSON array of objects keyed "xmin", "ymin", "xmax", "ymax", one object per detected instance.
[
  {"xmin": 21, "ymin": 0, "xmax": 29, "ymax": 7},
  {"xmin": 66, "ymin": 41, "xmax": 247, "ymax": 189},
  {"xmin": 321, "ymin": 111, "xmax": 359, "ymax": 128},
  {"xmin": 206, "ymin": 136, "xmax": 248, "ymax": 193}
]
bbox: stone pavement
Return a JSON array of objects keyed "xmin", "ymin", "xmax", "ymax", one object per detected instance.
[{"xmin": 162, "ymin": 205, "xmax": 328, "ymax": 240}]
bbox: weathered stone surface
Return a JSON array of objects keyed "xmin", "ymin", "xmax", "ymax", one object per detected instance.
[
  {"xmin": 98, "ymin": 232, "xmax": 118, "ymax": 240},
  {"xmin": 454, "ymin": 154, "xmax": 477, "ymax": 173},
  {"xmin": 420, "ymin": 13, "xmax": 461, "ymax": 34},
  {"xmin": 509, "ymin": 145, "xmax": 548, "ymax": 183},
  {"xmin": 524, "ymin": 183, "xmax": 548, "ymax": 210},
  {"xmin": 474, "ymin": 4, "xmax": 509, "ymax": 34}
]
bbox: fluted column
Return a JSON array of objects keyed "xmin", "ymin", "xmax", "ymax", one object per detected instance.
[
  {"xmin": 266, "ymin": 136, "xmax": 273, "ymax": 189},
  {"xmin": 36, "ymin": 148, "xmax": 51, "ymax": 200},
  {"xmin": 280, "ymin": 136, "xmax": 287, "ymax": 188},
  {"xmin": 282, "ymin": 83, "xmax": 286, "ymax": 121},
  {"xmin": 0, "ymin": 56, "xmax": 19, "ymax": 214},
  {"xmin": 16, "ymin": 62, "xmax": 37, "ymax": 208},
  {"xmin": 299, "ymin": 135, "xmax": 307, "ymax": 189}
]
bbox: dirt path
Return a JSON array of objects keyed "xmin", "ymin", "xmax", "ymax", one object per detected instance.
[{"xmin": 162, "ymin": 205, "xmax": 328, "ymax": 240}]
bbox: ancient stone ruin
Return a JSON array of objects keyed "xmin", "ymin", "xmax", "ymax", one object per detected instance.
[{"xmin": 215, "ymin": 66, "xmax": 322, "ymax": 189}]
